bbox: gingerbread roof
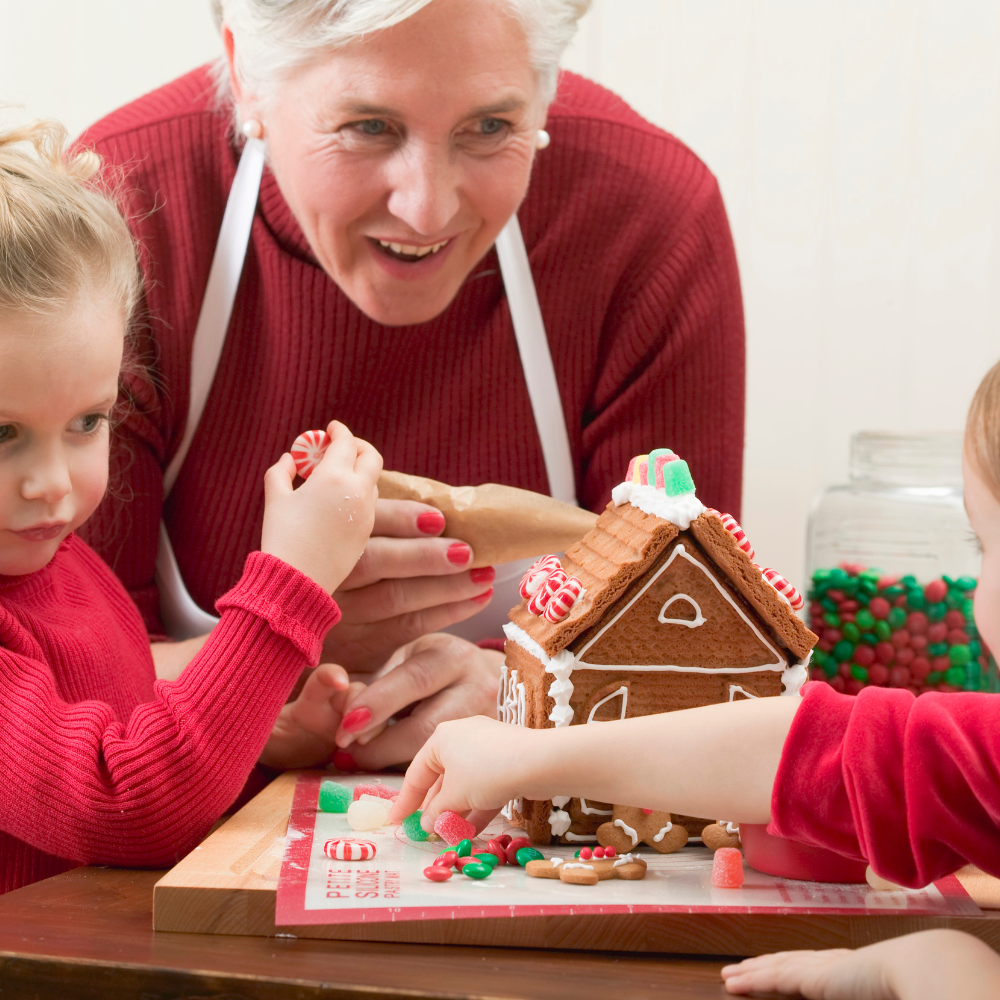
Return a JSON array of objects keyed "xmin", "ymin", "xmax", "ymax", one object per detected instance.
[{"xmin": 508, "ymin": 502, "xmax": 816, "ymax": 662}]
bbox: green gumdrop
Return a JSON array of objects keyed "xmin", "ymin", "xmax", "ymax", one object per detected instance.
[
  {"xmin": 850, "ymin": 664, "xmax": 869, "ymax": 682},
  {"xmin": 949, "ymin": 644, "xmax": 972, "ymax": 667},
  {"xmin": 473, "ymin": 852, "xmax": 499, "ymax": 868},
  {"xmin": 842, "ymin": 623, "xmax": 861, "ymax": 643},
  {"xmin": 662, "ymin": 459, "xmax": 696, "ymax": 496},
  {"xmin": 875, "ymin": 621, "xmax": 892, "ymax": 642},
  {"xmin": 456, "ymin": 838, "xmax": 472, "ymax": 858},
  {"xmin": 402, "ymin": 810, "xmax": 430, "ymax": 842},
  {"xmin": 317, "ymin": 780, "xmax": 351, "ymax": 813},
  {"xmin": 856, "ymin": 609, "xmax": 876, "ymax": 630},
  {"xmin": 462, "ymin": 862, "xmax": 492, "ymax": 879},
  {"xmin": 887, "ymin": 607, "xmax": 907, "ymax": 630},
  {"xmin": 516, "ymin": 847, "xmax": 545, "ymax": 866},
  {"xmin": 832, "ymin": 640, "xmax": 855, "ymax": 662}
]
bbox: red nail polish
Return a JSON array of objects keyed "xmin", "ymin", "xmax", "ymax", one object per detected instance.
[
  {"xmin": 333, "ymin": 750, "xmax": 359, "ymax": 772},
  {"xmin": 470, "ymin": 566, "xmax": 496, "ymax": 585},
  {"xmin": 447, "ymin": 543, "xmax": 472, "ymax": 565},
  {"xmin": 342, "ymin": 706, "xmax": 372, "ymax": 733},
  {"xmin": 416, "ymin": 510, "xmax": 446, "ymax": 534},
  {"xmin": 472, "ymin": 587, "xmax": 494, "ymax": 605}
]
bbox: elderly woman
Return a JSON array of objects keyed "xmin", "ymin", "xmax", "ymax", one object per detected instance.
[{"xmin": 79, "ymin": 0, "xmax": 745, "ymax": 773}]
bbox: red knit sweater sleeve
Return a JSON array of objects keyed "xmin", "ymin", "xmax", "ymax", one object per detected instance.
[
  {"xmin": 769, "ymin": 681, "xmax": 1000, "ymax": 887},
  {"xmin": 0, "ymin": 553, "xmax": 338, "ymax": 868}
]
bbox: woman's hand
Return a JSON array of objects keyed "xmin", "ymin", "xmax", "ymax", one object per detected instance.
[
  {"xmin": 321, "ymin": 501, "xmax": 496, "ymax": 672},
  {"xmin": 261, "ymin": 420, "xmax": 381, "ymax": 594},
  {"xmin": 330, "ymin": 633, "xmax": 504, "ymax": 771},
  {"xmin": 388, "ymin": 715, "xmax": 533, "ymax": 830}
]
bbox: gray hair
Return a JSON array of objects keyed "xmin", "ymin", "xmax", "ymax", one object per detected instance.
[{"xmin": 211, "ymin": 0, "xmax": 591, "ymax": 107}]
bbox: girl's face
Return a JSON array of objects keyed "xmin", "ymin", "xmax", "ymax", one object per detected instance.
[
  {"xmin": 0, "ymin": 295, "xmax": 124, "ymax": 576},
  {"xmin": 963, "ymin": 452, "xmax": 1000, "ymax": 658}
]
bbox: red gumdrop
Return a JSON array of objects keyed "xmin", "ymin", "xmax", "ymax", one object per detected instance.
[
  {"xmin": 828, "ymin": 589, "xmax": 846, "ymax": 603},
  {"xmin": 924, "ymin": 580, "xmax": 948, "ymax": 604},
  {"xmin": 604, "ymin": 846, "xmax": 617, "ymax": 858},
  {"xmin": 910, "ymin": 635, "xmax": 928, "ymax": 652},
  {"xmin": 891, "ymin": 629, "xmax": 911, "ymax": 649},
  {"xmin": 948, "ymin": 629, "xmax": 970, "ymax": 646},
  {"xmin": 889, "ymin": 666, "xmax": 912, "ymax": 688},
  {"xmin": 352, "ymin": 783, "xmax": 397, "ymax": 802},
  {"xmin": 505, "ymin": 838, "xmax": 531, "ymax": 865},
  {"xmin": 846, "ymin": 679, "xmax": 865, "ymax": 696},
  {"xmin": 853, "ymin": 644, "xmax": 876, "ymax": 667},
  {"xmin": 895, "ymin": 647, "xmax": 915, "ymax": 666},
  {"xmin": 496, "ymin": 835, "xmax": 513, "ymax": 849},
  {"xmin": 945, "ymin": 610, "xmax": 966, "ymax": 630},
  {"xmin": 868, "ymin": 597, "xmax": 891, "ymax": 620},
  {"xmin": 485, "ymin": 840, "xmax": 507, "ymax": 865},
  {"xmin": 838, "ymin": 662, "xmax": 852, "ymax": 679},
  {"xmin": 868, "ymin": 663, "xmax": 890, "ymax": 686},
  {"xmin": 932, "ymin": 655, "xmax": 951, "ymax": 673},
  {"xmin": 434, "ymin": 851, "xmax": 459, "ymax": 869},
  {"xmin": 828, "ymin": 674, "xmax": 847, "ymax": 693},
  {"xmin": 839, "ymin": 600, "xmax": 860, "ymax": 613},
  {"xmin": 825, "ymin": 628, "xmax": 843, "ymax": 645},
  {"xmin": 580, "ymin": 847, "xmax": 593, "ymax": 860},
  {"xmin": 927, "ymin": 622, "xmax": 948, "ymax": 644},
  {"xmin": 424, "ymin": 866, "xmax": 453, "ymax": 882},
  {"xmin": 433, "ymin": 811, "xmax": 476, "ymax": 844},
  {"xmin": 906, "ymin": 612, "xmax": 928, "ymax": 635},
  {"xmin": 817, "ymin": 639, "xmax": 833, "ymax": 653},
  {"xmin": 910, "ymin": 657, "xmax": 932, "ymax": 681},
  {"xmin": 875, "ymin": 642, "xmax": 896, "ymax": 666},
  {"xmin": 711, "ymin": 848, "xmax": 745, "ymax": 888}
]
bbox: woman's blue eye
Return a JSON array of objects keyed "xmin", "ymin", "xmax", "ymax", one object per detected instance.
[
  {"xmin": 78, "ymin": 414, "xmax": 105, "ymax": 434},
  {"xmin": 480, "ymin": 118, "xmax": 505, "ymax": 135},
  {"xmin": 358, "ymin": 119, "xmax": 387, "ymax": 136},
  {"xmin": 0, "ymin": 425, "xmax": 14, "ymax": 444}
]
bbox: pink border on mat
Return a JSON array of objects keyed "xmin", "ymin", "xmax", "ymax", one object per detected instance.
[{"xmin": 275, "ymin": 773, "xmax": 978, "ymax": 927}]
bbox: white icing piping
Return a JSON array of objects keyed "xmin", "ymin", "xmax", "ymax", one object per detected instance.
[
  {"xmin": 782, "ymin": 650, "xmax": 810, "ymax": 696},
  {"xmin": 551, "ymin": 795, "xmax": 570, "ymax": 808},
  {"xmin": 562, "ymin": 863, "xmax": 594, "ymax": 870},
  {"xmin": 614, "ymin": 819, "xmax": 639, "ymax": 847},
  {"xmin": 613, "ymin": 853, "xmax": 637, "ymax": 867},
  {"xmin": 728, "ymin": 684, "xmax": 759, "ymax": 701},
  {"xmin": 611, "ymin": 482, "xmax": 706, "ymax": 530},
  {"xmin": 726, "ymin": 822, "xmax": 739, "ymax": 836},
  {"xmin": 585, "ymin": 686, "xmax": 628, "ymax": 724},
  {"xmin": 547, "ymin": 808, "xmax": 571, "ymax": 837},
  {"xmin": 652, "ymin": 823, "xmax": 673, "ymax": 842},
  {"xmin": 564, "ymin": 832, "xmax": 598, "ymax": 842},
  {"xmin": 574, "ymin": 544, "xmax": 786, "ymax": 673},
  {"xmin": 657, "ymin": 593, "xmax": 706, "ymax": 628},
  {"xmin": 579, "ymin": 799, "xmax": 614, "ymax": 816}
]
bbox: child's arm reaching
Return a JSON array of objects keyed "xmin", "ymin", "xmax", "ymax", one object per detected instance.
[
  {"xmin": 721, "ymin": 930, "xmax": 1000, "ymax": 1000},
  {"xmin": 388, "ymin": 696, "xmax": 801, "ymax": 829}
]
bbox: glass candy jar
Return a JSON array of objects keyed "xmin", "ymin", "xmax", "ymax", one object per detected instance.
[{"xmin": 805, "ymin": 431, "xmax": 996, "ymax": 695}]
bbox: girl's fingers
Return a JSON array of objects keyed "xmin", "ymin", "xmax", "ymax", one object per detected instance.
[
  {"xmin": 353, "ymin": 437, "xmax": 383, "ymax": 480},
  {"xmin": 315, "ymin": 420, "xmax": 355, "ymax": 472},
  {"xmin": 388, "ymin": 749, "xmax": 441, "ymax": 823},
  {"xmin": 263, "ymin": 452, "xmax": 297, "ymax": 499}
]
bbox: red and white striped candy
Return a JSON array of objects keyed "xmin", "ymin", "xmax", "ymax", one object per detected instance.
[
  {"xmin": 543, "ymin": 576, "xmax": 585, "ymax": 623},
  {"xmin": 758, "ymin": 566, "xmax": 804, "ymax": 611},
  {"xmin": 324, "ymin": 838, "xmax": 377, "ymax": 861},
  {"xmin": 290, "ymin": 429, "xmax": 331, "ymax": 480},
  {"xmin": 526, "ymin": 568, "xmax": 567, "ymax": 615},
  {"xmin": 518, "ymin": 555, "xmax": 563, "ymax": 599},
  {"xmin": 707, "ymin": 508, "xmax": 755, "ymax": 561}
]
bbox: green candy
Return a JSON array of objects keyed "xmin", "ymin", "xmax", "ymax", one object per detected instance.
[
  {"xmin": 456, "ymin": 838, "xmax": 473, "ymax": 858},
  {"xmin": 473, "ymin": 852, "xmax": 499, "ymax": 868},
  {"xmin": 401, "ymin": 810, "xmax": 430, "ymax": 842},
  {"xmin": 887, "ymin": 607, "xmax": 907, "ymax": 630},
  {"xmin": 859, "ymin": 578, "xmax": 879, "ymax": 597},
  {"xmin": 860, "ymin": 633, "xmax": 879, "ymax": 646},
  {"xmin": 901, "ymin": 575, "xmax": 918, "ymax": 589},
  {"xmin": 860, "ymin": 569, "xmax": 881, "ymax": 583},
  {"xmin": 927, "ymin": 602, "xmax": 947, "ymax": 622},
  {"xmin": 823, "ymin": 612, "xmax": 841, "ymax": 628},
  {"xmin": 832, "ymin": 640, "xmax": 855, "ymax": 663},
  {"xmin": 317, "ymin": 780, "xmax": 351, "ymax": 813},
  {"xmin": 928, "ymin": 642, "xmax": 948, "ymax": 658},
  {"xmin": 875, "ymin": 621, "xmax": 892, "ymax": 642},
  {"xmin": 662, "ymin": 459, "xmax": 696, "ymax": 496},
  {"xmin": 461, "ymin": 862, "xmax": 492, "ymax": 879},
  {"xmin": 850, "ymin": 664, "xmax": 869, "ymax": 682},
  {"xmin": 883, "ymin": 585, "xmax": 905, "ymax": 599},
  {"xmin": 821, "ymin": 657, "xmax": 838, "ymax": 678},
  {"xmin": 516, "ymin": 847, "xmax": 544, "ymax": 866},
  {"xmin": 945, "ymin": 591, "xmax": 962, "ymax": 610},
  {"xmin": 842, "ymin": 622, "xmax": 861, "ymax": 643},
  {"xmin": 970, "ymin": 639, "xmax": 982, "ymax": 659},
  {"xmin": 949, "ymin": 644, "xmax": 972, "ymax": 667},
  {"xmin": 963, "ymin": 599, "xmax": 976, "ymax": 622},
  {"xmin": 820, "ymin": 597, "xmax": 838, "ymax": 613},
  {"xmin": 927, "ymin": 671, "xmax": 943, "ymax": 685},
  {"xmin": 856, "ymin": 609, "xmax": 876, "ymax": 630},
  {"xmin": 956, "ymin": 576, "xmax": 978, "ymax": 592},
  {"xmin": 813, "ymin": 568, "xmax": 833, "ymax": 584},
  {"xmin": 945, "ymin": 666, "xmax": 965, "ymax": 687},
  {"xmin": 906, "ymin": 589, "xmax": 926, "ymax": 611}
]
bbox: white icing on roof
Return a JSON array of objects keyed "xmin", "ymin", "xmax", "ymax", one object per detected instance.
[{"xmin": 611, "ymin": 481, "xmax": 706, "ymax": 530}]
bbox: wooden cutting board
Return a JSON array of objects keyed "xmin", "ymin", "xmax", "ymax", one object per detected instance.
[{"xmin": 152, "ymin": 771, "xmax": 1000, "ymax": 954}]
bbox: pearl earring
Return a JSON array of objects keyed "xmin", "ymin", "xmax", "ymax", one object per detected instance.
[
  {"xmin": 535, "ymin": 129, "xmax": 551, "ymax": 150},
  {"xmin": 241, "ymin": 118, "xmax": 263, "ymax": 140}
]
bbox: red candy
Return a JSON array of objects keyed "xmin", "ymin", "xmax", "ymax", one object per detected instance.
[
  {"xmin": 434, "ymin": 851, "xmax": 459, "ymax": 869},
  {"xmin": 948, "ymin": 629, "xmax": 970, "ymax": 646},
  {"xmin": 518, "ymin": 555, "xmax": 562, "ymax": 599},
  {"xmin": 907, "ymin": 612, "xmax": 928, "ymax": 635},
  {"xmin": 868, "ymin": 663, "xmax": 889, "ymax": 686},
  {"xmin": 924, "ymin": 580, "xmax": 948, "ymax": 604},
  {"xmin": 868, "ymin": 597, "xmax": 891, "ymax": 620},
  {"xmin": 579, "ymin": 847, "xmax": 593, "ymax": 860},
  {"xmin": 290, "ymin": 429, "xmax": 331, "ymax": 480},
  {"xmin": 926, "ymin": 623, "xmax": 948, "ymax": 644},
  {"xmin": 594, "ymin": 847, "xmax": 605, "ymax": 858},
  {"xmin": 911, "ymin": 657, "xmax": 932, "ymax": 681},
  {"xmin": 604, "ymin": 846, "xmax": 616, "ymax": 858},
  {"xmin": 708, "ymin": 510, "xmax": 756, "ymax": 561},
  {"xmin": 875, "ymin": 642, "xmax": 896, "ymax": 666},
  {"xmin": 854, "ymin": 645, "xmax": 875, "ymax": 667},
  {"xmin": 890, "ymin": 666, "xmax": 911, "ymax": 688},
  {"xmin": 895, "ymin": 647, "xmax": 915, "ymax": 666},
  {"xmin": 505, "ymin": 837, "xmax": 531, "ymax": 865},
  {"xmin": 424, "ymin": 865, "xmax": 453, "ymax": 882},
  {"xmin": 433, "ymin": 811, "xmax": 476, "ymax": 844},
  {"xmin": 945, "ymin": 610, "xmax": 967, "ymax": 629},
  {"xmin": 496, "ymin": 834, "xmax": 513, "ymax": 849},
  {"xmin": 891, "ymin": 629, "xmax": 911, "ymax": 649},
  {"xmin": 485, "ymin": 840, "xmax": 507, "ymax": 865},
  {"xmin": 352, "ymin": 783, "xmax": 398, "ymax": 802},
  {"xmin": 711, "ymin": 847, "xmax": 745, "ymax": 888},
  {"xmin": 910, "ymin": 635, "xmax": 928, "ymax": 652},
  {"xmin": 456, "ymin": 856, "xmax": 481, "ymax": 870}
]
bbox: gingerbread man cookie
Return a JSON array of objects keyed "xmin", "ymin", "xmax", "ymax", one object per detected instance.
[
  {"xmin": 597, "ymin": 806, "xmax": 688, "ymax": 854},
  {"xmin": 525, "ymin": 850, "xmax": 647, "ymax": 886},
  {"xmin": 701, "ymin": 821, "xmax": 741, "ymax": 851}
]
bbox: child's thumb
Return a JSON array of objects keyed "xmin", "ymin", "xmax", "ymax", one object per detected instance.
[{"xmin": 264, "ymin": 453, "xmax": 297, "ymax": 501}]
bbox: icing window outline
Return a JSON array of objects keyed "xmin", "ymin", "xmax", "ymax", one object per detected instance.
[
  {"xmin": 657, "ymin": 593, "xmax": 706, "ymax": 628},
  {"xmin": 728, "ymin": 684, "xmax": 759, "ymax": 702}
]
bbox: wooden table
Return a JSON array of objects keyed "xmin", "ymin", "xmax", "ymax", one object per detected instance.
[{"xmin": 0, "ymin": 866, "xmax": 760, "ymax": 999}]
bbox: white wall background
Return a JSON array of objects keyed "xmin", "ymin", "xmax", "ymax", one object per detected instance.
[{"xmin": 3, "ymin": 1, "xmax": 999, "ymax": 587}]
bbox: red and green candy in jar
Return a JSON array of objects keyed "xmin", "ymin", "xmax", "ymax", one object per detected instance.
[{"xmin": 807, "ymin": 566, "xmax": 998, "ymax": 695}]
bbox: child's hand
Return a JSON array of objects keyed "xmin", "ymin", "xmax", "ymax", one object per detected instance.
[
  {"xmin": 260, "ymin": 665, "xmax": 365, "ymax": 769},
  {"xmin": 388, "ymin": 716, "xmax": 535, "ymax": 830},
  {"xmin": 722, "ymin": 947, "xmax": 892, "ymax": 999},
  {"xmin": 261, "ymin": 421, "xmax": 382, "ymax": 593}
]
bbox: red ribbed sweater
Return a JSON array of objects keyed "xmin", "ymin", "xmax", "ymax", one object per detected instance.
[
  {"xmin": 0, "ymin": 536, "xmax": 339, "ymax": 894},
  {"xmin": 77, "ymin": 66, "xmax": 745, "ymax": 633}
]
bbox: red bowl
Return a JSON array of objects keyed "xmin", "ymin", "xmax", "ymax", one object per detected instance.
[{"xmin": 740, "ymin": 824, "xmax": 868, "ymax": 883}]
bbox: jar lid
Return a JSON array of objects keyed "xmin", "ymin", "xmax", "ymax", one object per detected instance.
[{"xmin": 850, "ymin": 431, "xmax": 963, "ymax": 487}]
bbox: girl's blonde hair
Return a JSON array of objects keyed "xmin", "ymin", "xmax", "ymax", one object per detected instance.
[
  {"xmin": 0, "ymin": 119, "xmax": 140, "ymax": 321},
  {"xmin": 966, "ymin": 358, "xmax": 1000, "ymax": 501}
]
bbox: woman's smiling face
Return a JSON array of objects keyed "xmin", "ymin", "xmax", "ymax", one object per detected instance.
[{"xmin": 227, "ymin": 0, "xmax": 546, "ymax": 326}]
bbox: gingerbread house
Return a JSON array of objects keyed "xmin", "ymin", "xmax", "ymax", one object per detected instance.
[{"xmin": 499, "ymin": 449, "xmax": 817, "ymax": 844}]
